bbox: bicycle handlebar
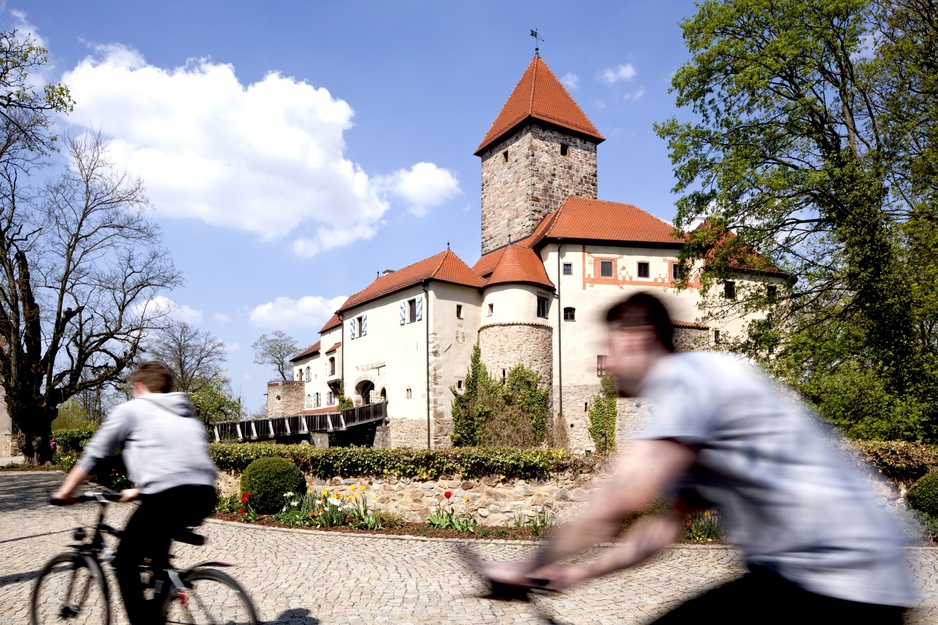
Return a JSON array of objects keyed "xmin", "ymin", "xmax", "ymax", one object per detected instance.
[{"xmin": 49, "ymin": 491, "xmax": 123, "ymax": 506}]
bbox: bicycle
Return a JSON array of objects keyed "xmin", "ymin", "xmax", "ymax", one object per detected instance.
[
  {"xmin": 455, "ymin": 542, "xmax": 564, "ymax": 625},
  {"xmin": 31, "ymin": 490, "xmax": 259, "ymax": 625}
]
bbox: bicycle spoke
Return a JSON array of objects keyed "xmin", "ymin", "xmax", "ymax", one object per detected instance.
[{"xmin": 31, "ymin": 554, "xmax": 109, "ymax": 625}]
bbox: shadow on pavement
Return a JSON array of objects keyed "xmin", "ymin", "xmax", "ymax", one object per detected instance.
[
  {"xmin": 267, "ymin": 608, "xmax": 320, "ymax": 625},
  {"xmin": 0, "ymin": 472, "xmax": 62, "ymax": 513}
]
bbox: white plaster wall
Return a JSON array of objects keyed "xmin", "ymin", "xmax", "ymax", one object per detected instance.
[{"xmin": 481, "ymin": 283, "xmax": 552, "ymax": 326}]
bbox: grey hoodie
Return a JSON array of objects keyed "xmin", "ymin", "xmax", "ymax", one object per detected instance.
[{"xmin": 77, "ymin": 392, "xmax": 217, "ymax": 495}]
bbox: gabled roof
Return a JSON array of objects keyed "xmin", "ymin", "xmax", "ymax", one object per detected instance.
[
  {"xmin": 320, "ymin": 313, "xmax": 341, "ymax": 333},
  {"xmin": 475, "ymin": 56, "xmax": 604, "ymax": 156},
  {"xmin": 472, "ymin": 245, "xmax": 554, "ymax": 289},
  {"xmin": 337, "ymin": 250, "xmax": 485, "ymax": 313},
  {"xmin": 524, "ymin": 197, "xmax": 684, "ymax": 248},
  {"xmin": 324, "ymin": 342, "xmax": 341, "ymax": 354},
  {"xmin": 290, "ymin": 341, "xmax": 321, "ymax": 363}
]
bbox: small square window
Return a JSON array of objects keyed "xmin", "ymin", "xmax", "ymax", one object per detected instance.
[
  {"xmin": 672, "ymin": 262, "xmax": 688, "ymax": 281},
  {"xmin": 536, "ymin": 295, "xmax": 549, "ymax": 318},
  {"xmin": 564, "ymin": 307, "xmax": 576, "ymax": 321},
  {"xmin": 456, "ymin": 304, "xmax": 463, "ymax": 319},
  {"xmin": 560, "ymin": 143, "xmax": 568, "ymax": 156},
  {"xmin": 456, "ymin": 379, "xmax": 464, "ymax": 390},
  {"xmin": 406, "ymin": 387, "xmax": 412, "ymax": 399},
  {"xmin": 563, "ymin": 263, "xmax": 572, "ymax": 276},
  {"xmin": 600, "ymin": 260, "xmax": 614, "ymax": 278},
  {"xmin": 724, "ymin": 281, "xmax": 736, "ymax": 299},
  {"xmin": 637, "ymin": 262, "xmax": 650, "ymax": 278},
  {"xmin": 597, "ymin": 355, "xmax": 607, "ymax": 377},
  {"xmin": 714, "ymin": 330, "xmax": 721, "ymax": 345}
]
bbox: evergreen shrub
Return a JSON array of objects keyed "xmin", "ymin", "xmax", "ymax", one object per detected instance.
[
  {"xmin": 240, "ymin": 456, "xmax": 306, "ymax": 514},
  {"xmin": 906, "ymin": 470, "xmax": 938, "ymax": 519}
]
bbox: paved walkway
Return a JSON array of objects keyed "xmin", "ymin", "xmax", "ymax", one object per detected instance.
[{"xmin": 2, "ymin": 472, "xmax": 936, "ymax": 624}]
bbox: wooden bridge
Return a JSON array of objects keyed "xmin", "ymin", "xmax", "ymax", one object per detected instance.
[{"xmin": 212, "ymin": 402, "xmax": 387, "ymax": 443}]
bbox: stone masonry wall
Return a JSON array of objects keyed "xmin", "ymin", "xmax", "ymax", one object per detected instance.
[
  {"xmin": 479, "ymin": 323, "xmax": 553, "ymax": 388},
  {"xmin": 480, "ymin": 126, "xmax": 598, "ymax": 255},
  {"xmin": 266, "ymin": 381, "xmax": 305, "ymax": 418}
]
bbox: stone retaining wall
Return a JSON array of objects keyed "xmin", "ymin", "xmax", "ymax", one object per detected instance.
[{"xmin": 217, "ymin": 469, "xmax": 612, "ymax": 526}]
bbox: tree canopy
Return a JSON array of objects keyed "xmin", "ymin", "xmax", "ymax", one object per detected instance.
[
  {"xmin": 252, "ymin": 330, "xmax": 299, "ymax": 381},
  {"xmin": 0, "ymin": 29, "xmax": 181, "ymax": 463},
  {"xmin": 656, "ymin": 0, "xmax": 938, "ymax": 440}
]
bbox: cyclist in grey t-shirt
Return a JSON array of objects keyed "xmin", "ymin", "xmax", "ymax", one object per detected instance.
[{"xmin": 483, "ymin": 292, "xmax": 913, "ymax": 623}]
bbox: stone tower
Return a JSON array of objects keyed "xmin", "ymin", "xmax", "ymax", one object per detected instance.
[{"xmin": 475, "ymin": 55, "xmax": 604, "ymax": 255}]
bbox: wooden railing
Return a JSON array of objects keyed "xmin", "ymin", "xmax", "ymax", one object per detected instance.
[{"xmin": 212, "ymin": 401, "xmax": 387, "ymax": 442}]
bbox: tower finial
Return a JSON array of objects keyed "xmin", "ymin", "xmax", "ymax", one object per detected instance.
[{"xmin": 530, "ymin": 29, "xmax": 544, "ymax": 57}]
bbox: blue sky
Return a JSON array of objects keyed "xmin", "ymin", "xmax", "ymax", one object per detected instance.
[{"xmin": 13, "ymin": 1, "xmax": 700, "ymax": 415}]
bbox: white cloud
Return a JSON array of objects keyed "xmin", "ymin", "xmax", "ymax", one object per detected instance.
[
  {"xmin": 61, "ymin": 45, "xmax": 400, "ymax": 254},
  {"xmin": 135, "ymin": 295, "xmax": 203, "ymax": 324},
  {"xmin": 379, "ymin": 162, "xmax": 460, "ymax": 217},
  {"xmin": 560, "ymin": 72, "xmax": 579, "ymax": 90},
  {"xmin": 249, "ymin": 295, "xmax": 347, "ymax": 330},
  {"xmin": 623, "ymin": 87, "xmax": 646, "ymax": 101},
  {"xmin": 214, "ymin": 313, "xmax": 231, "ymax": 323},
  {"xmin": 599, "ymin": 64, "xmax": 637, "ymax": 85}
]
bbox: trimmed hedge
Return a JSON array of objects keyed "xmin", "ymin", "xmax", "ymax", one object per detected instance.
[
  {"xmin": 240, "ymin": 457, "xmax": 306, "ymax": 514},
  {"xmin": 906, "ymin": 471, "xmax": 938, "ymax": 519},
  {"xmin": 210, "ymin": 443, "xmax": 597, "ymax": 480},
  {"xmin": 51, "ymin": 424, "xmax": 938, "ymax": 484}
]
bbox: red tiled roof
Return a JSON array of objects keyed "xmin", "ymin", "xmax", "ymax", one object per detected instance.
[
  {"xmin": 324, "ymin": 342, "xmax": 341, "ymax": 354},
  {"xmin": 474, "ymin": 245, "xmax": 554, "ymax": 289},
  {"xmin": 320, "ymin": 313, "xmax": 341, "ymax": 333},
  {"xmin": 526, "ymin": 197, "xmax": 684, "ymax": 247},
  {"xmin": 290, "ymin": 341, "xmax": 320, "ymax": 362},
  {"xmin": 475, "ymin": 56, "xmax": 604, "ymax": 156},
  {"xmin": 673, "ymin": 320, "xmax": 710, "ymax": 330},
  {"xmin": 337, "ymin": 250, "xmax": 486, "ymax": 313}
]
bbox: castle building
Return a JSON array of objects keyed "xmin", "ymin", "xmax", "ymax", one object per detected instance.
[{"xmin": 285, "ymin": 55, "xmax": 784, "ymax": 451}]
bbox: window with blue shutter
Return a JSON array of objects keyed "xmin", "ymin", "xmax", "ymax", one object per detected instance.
[
  {"xmin": 416, "ymin": 296, "xmax": 423, "ymax": 321},
  {"xmin": 348, "ymin": 319, "xmax": 356, "ymax": 340},
  {"xmin": 400, "ymin": 301, "xmax": 406, "ymax": 325},
  {"xmin": 360, "ymin": 315, "xmax": 367, "ymax": 336}
]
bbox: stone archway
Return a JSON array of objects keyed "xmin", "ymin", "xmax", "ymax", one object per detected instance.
[{"xmin": 356, "ymin": 380, "xmax": 375, "ymax": 405}]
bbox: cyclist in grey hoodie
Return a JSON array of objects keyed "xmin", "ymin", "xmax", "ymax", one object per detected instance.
[{"xmin": 53, "ymin": 361, "xmax": 218, "ymax": 625}]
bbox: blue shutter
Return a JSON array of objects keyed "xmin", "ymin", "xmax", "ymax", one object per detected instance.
[
  {"xmin": 400, "ymin": 301, "xmax": 406, "ymax": 325},
  {"xmin": 348, "ymin": 319, "xmax": 356, "ymax": 340},
  {"xmin": 361, "ymin": 315, "xmax": 368, "ymax": 336},
  {"xmin": 416, "ymin": 296, "xmax": 423, "ymax": 321}
]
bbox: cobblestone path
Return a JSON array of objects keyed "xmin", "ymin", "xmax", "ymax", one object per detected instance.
[{"xmin": 2, "ymin": 472, "xmax": 935, "ymax": 624}]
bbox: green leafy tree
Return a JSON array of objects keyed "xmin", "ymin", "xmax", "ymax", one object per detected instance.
[
  {"xmin": 189, "ymin": 370, "xmax": 242, "ymax": 428},
  {"xmin": 655, "ymin": 0, "xmax": 938, "ymax": 441},
  {"xmin": 451, "ymin": 342, "xmax": 550, "ymax": 448},
  {"xmin": 588, "ymin": 376, "xmax": 618, "ymax": 454}
]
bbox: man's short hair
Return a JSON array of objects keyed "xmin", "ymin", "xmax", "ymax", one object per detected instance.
[
  {"xmin": 129, "ymin": 361, "xmax": 174, "ymax": 393},
  {"xmin": 605, "ymin": 292, "xmax": 675, "ymax": 353}
]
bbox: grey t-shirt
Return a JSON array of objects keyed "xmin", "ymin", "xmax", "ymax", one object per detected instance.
[
  {"xmin": 637, "ymin": 352, "xmax": 914, "ymax": 607},
  {"xmin": 77, "ymin": 392, "xmax": 217, "ymax": 495}
]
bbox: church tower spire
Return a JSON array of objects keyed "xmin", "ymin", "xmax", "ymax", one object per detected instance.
[{"xmin": 476, "ymin": 55, "xmax": 604, "ymax": 255}]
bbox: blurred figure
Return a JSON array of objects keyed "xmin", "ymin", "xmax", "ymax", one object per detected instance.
[
  {"xmin": 53, "ymin": 361, "xmax": 217, "ymax": 625},
  {"xmin": 484, "ymin": 292, "xmax": 913, "ymax": 623}
]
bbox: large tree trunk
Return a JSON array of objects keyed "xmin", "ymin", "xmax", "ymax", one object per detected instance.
[{"xmin": 16, "ymin": 408, "xmax": 57, "ymax": 465}]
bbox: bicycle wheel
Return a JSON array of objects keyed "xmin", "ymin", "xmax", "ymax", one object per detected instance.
[
  {"xmin": 31, "ymin": 552, "xmax": 110, "ymax": 625},
  {"xmin": 163, "ymin": 567, "xmax": 258, "ymax": 625}
]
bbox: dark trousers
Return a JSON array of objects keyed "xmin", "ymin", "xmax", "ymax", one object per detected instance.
[
  {"xmin": 113, "ymin": 485, "xmax": 216, "ymax": 625},
  {"xmin": 650, "ymin": 565, "xmax": 906, "ymax": 624}
]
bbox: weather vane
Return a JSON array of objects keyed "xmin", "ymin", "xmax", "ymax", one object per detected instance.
[{"xmin": 530, "ymin": 29, "xmax": 544, "ymax": 56}]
